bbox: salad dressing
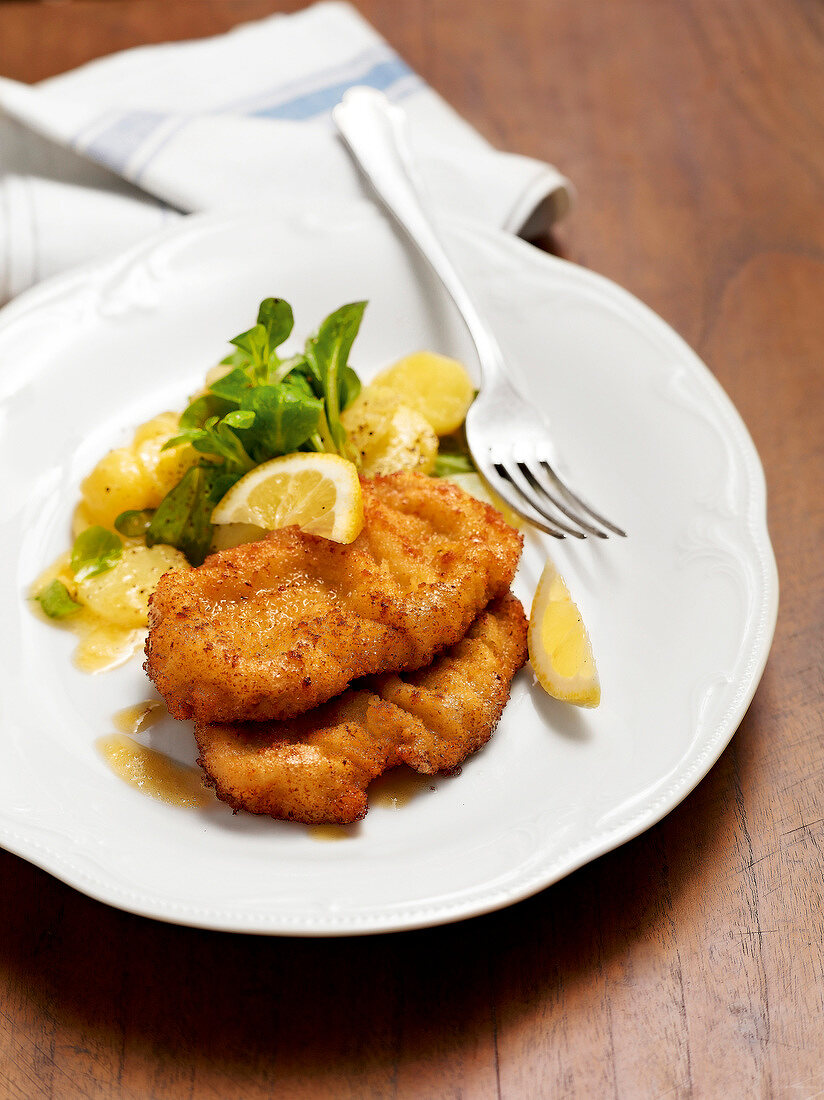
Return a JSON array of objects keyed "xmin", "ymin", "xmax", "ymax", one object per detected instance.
[
  {"xmin": 73, "ymin": 619, "xmax": 143, "ymax": 673},
  {"xmin": 308, "ymin": 770, "xmax": 434, "ymax": 839},
  {"xmin": 308, "ymin": 825, "xmax": 353, "ymax": 842},
  {"xmin": 96, "ymin": 734, "xmax": 211, "ymax": 808},
  {"xmin": 113, "ymin": 700, "xmax": 167, "ymax": 735},
  {"xmin": 30, "ymin": 557, "xmax": 144, "ymax": 672},
  {"xmin": 370, "ymin": 768, "xmax": 434, "ymax": 808}
]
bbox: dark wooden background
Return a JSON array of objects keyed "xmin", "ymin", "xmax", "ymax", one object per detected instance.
[{"xmin": 2, "ymin": 1, "xmax": 822, "ymax": 1096}]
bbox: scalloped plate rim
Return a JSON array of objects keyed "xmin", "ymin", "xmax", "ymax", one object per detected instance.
[{"xmin": 0, "ymin": 200, "xmax": 778, "ymax": 935}]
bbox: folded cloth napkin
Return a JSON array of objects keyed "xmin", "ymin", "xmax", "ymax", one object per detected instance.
[{"xmin": 0, "ymin": 0, "xmax": 573, "ymax": 305}]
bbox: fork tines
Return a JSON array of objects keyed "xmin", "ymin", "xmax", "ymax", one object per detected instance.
[{"xmin": 481, "ymin": 459, "xmax": 627, "ymax": 540}]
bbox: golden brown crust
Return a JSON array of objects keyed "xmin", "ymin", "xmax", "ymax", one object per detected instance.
[
  {"xmin": 145, "ymin": 472, "xmax": 523, "ymax": 723},
  {"xmin": 193, "ymin": 593, "xmax": 528, "ymax": 825}
]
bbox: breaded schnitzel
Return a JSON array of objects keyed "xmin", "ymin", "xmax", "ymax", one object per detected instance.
[
  {"xmin": 145, "ymin": 472, "xmax": 523, "ymax": 723},
  {"xmin": 193, "ymin": 593, "xmax": 528, "ymax": 824}
]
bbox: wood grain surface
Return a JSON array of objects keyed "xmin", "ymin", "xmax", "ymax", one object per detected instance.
[{"xmin": 1, "ymin": 1, "xmax": 822, "ymax": 1096}]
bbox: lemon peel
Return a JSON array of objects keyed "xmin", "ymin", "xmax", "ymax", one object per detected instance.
[{"xmin": 528, "ymin": 558, "xmax": 600, "ymax": 707}]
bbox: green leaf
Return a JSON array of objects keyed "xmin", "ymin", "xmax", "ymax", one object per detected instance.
[
  {"xmin": 71, "ymin": 526, "xmax": 123, "ymax": 581},
  {"xmin": 146, "ymin": 465, "xmax": 238, "ymax": 566},
  {"xmin": 35, "ymin": 579, "xmax": 81, "ymax": 619},
  {"xmin": 238, "ymin": 385, "xmax": 323, "ymax": 462},
  {"xmin": 434, "ymin": 452, "xmax": 477, "ymax": 477},
  {"xmin": 223, "ymin": 409, "xmax": 256, "ymax": 431},
  {"xmin": 304, "ymin": 301, "xmax": 366, "ymax": 388},
  {"xmin": 303, "ymin": 301, "xmax": 366, "ymax": 458},
  {"xmin": 433, "ymin": 425, "xmax": 477, "ymax": 477},
  {"xmin": 257, "ymin": 297, "xmax": 294, "ymax": 350},
  {"xmin": 284, "ymin": 357, "xmax": 323, "ymax": 400},
  {"xmin": 281, "ymin": 370, "xmax": 316, "ymax": 400},
  {"xmin": 270, "ymin": 354, "xmax": 308, "ymax": 387},
  {"xmin": 115, "ymin": 509, "xmax": 155, "ymax": 537},
  {"xmin": 207, "ymin": 368, "xmax": 255, "ymax": 405},
  {"xmin": 219, "ymin": 347, "xmax": 252, "ymax": 369},
  {"xmin": 165, "ymin": 417, "xmax": 255, "ymax": 475},
  {"xmin": 202, "ymin": 418, "xmax": 255, "ymax": 473},
  {"xmin": 229, "ymin": 323, "xmax": 269, "ymax": 365},
  {"xmin": 179, "ymin": 393, "xmax": 237, "ymax": 430},
  {"xmin": 225, "ymin": 299, "xmax": 294, "ymax": 380},
  {"xmin": 338, "ymin": 364, "xmax": 361, "ymax": 411},
  {"xmin": 131, "ymin": 298, "xmax": 368, "ymax": 562}
]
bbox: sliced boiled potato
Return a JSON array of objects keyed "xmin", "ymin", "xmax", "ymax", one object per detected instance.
[
  {"xmin": 341, "ymin": 386, "xmax": 438, "ymax": 476},
  {"xmin": 76, "ymin": 543, "xmax": 189, "ymax": 628},
  {"xmin": 132, "ymin": 412, "xmax": 199, "ymax": 501},
  {"xmin": 371, "ymin": 351, "xmax": 475, "ymax": 435},
  {"xmin": 79, "ymin": 413, "xmax": 197, "ymax": 530},
  {"xmin": 80, "ymin": 446, "xmax": 148, "ymax": 530},
  {"xmin": 131, "ymin": 412, "xmax": 180, "ymax": 449}
]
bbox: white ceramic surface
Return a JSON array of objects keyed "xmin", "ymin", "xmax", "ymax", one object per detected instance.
[{"xmin": 0, "ymin": 201, "xmax": 778, "ymax": 935}]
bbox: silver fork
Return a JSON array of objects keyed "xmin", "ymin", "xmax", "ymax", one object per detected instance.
[{"xmin": 333, "ymin": 87, "xmax": 625, "ymax": 539}]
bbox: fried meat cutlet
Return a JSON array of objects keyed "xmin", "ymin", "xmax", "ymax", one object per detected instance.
[
  {"xmin": 193, "ymin": 593, "xmax": 528, "ymax": 824},
  {"xmin": 145, "ymin": 472, "xmax": 523, "ymax": 723}
]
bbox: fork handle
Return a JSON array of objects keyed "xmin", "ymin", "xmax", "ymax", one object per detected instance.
[{"xmin": 333, "ymin": 87, "xmax": 505, "ymax": 383}]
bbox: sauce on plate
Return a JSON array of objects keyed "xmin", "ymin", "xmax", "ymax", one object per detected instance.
[
  {"xmin": 112, "ymin": 700, "xmax": 167, "ymax": 735},
  {"xmin": 30, "ymin": 556, "xmax": 143, "ymax": 672},
  {"xmin": 369, "ymin": 768, "xmax": 434, "ymax": 809},
  {"xmin": 97, "ymin": 734, "xmax": 211, "ymax": 809}
]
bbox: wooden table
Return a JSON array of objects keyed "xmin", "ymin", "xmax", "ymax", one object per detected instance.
[{"xmin": 1, "ymin": 1, "xmax": 822, "ymax": 1096}]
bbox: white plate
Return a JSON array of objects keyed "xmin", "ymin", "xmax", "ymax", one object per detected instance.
[{"xmin": 0, "ymin": 201, "xmax": 777, "ymax": 935}]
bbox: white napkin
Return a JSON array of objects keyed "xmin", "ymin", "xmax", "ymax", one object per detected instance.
[{"xmin": 0, "ymin": 1, "xmax": 573, "ymax": 305}]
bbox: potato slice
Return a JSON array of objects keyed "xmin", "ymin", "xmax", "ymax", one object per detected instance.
[
  {"xmin": 80, "ymin": 447, "xmax": 150, "ymax": 530},
  {"xmin": 76, "ymin": 544, "xmax": 189, "ymax": 628},
  {"xmin": 341, "ymin": 387, "xmax": 437, "ymax": 476},
  {"xmin": 133, "ymin": 413, "xmax": 198, "ymax": 501},
  {"xmin": 79, "ymin": 413, "xmax": 196, "ymax": 529},
  {"xmin": 371, "ymin": 352, "xmax": 475, "ymax": 435}
]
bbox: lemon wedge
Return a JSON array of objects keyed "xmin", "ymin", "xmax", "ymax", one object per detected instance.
[
  {"xmin": 211, "ymin": 453, "xmax": 364, "ymax": 543},
  {"xmin": 528, "ymin": 558, "xmax": 600, "ymax": 707}
]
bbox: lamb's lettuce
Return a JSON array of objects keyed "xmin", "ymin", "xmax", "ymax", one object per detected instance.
[
  {"xmin": 299, "ymin": 301, "xmax": 365, "ymax": 460},
  {"xmin": 114, "ymin": 509, "xmax": 155, "ymax": 537},
  {"xmin": 35, "ymin": 579, "xmax": 81, "ymax": 619},
  {"xmin": 70, "ymin": 526, "xmax": 123, "ymax": 581},
  {"xmin": 433, "ymin": 425, "xmax": 477, "ymax": 477},
  {"xmin": 146, "ymin": 466, "xmax": 237, "ymax": 567},
  {"xmin": 434, "ymin": 452, "xmax": 476, "ymax": 477},
  {"xmin": 145, "ymin": 297, "xmax": 366, "ymax": 564}
]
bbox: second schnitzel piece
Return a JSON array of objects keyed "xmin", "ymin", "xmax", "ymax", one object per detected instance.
[
  {"xmin": 145, "ymin": 472, "xmax": 523, "ymax": 722},
  {"xmin": 194, "ymin": 593, "xmax": 528, "ymax": 824}
]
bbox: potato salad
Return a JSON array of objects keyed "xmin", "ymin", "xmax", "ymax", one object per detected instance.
[{"xmin": 31, "ymin": 296, "xmax": 480, "ymax": 670}]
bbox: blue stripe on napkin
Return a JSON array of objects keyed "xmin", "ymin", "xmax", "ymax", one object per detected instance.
[
  {"xmin": 249, "ymin": 57, "xmax": 415, "ymax": 120},
  {"xmin": 75, "ymin": 54, "xmax": 420, "ymax": 180},
  {"xmin": 81, "ymin": 110, "xmax": 167, "ymax": 175}
]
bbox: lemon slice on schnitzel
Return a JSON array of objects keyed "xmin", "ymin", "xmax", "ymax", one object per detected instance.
[
  {"xmin": 211, "ymin": 453, "xmax": 364, "ymax": 543},
  {"xmin": 528, "ymin": 558, "xmax": 600, "ymax": 707}
]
